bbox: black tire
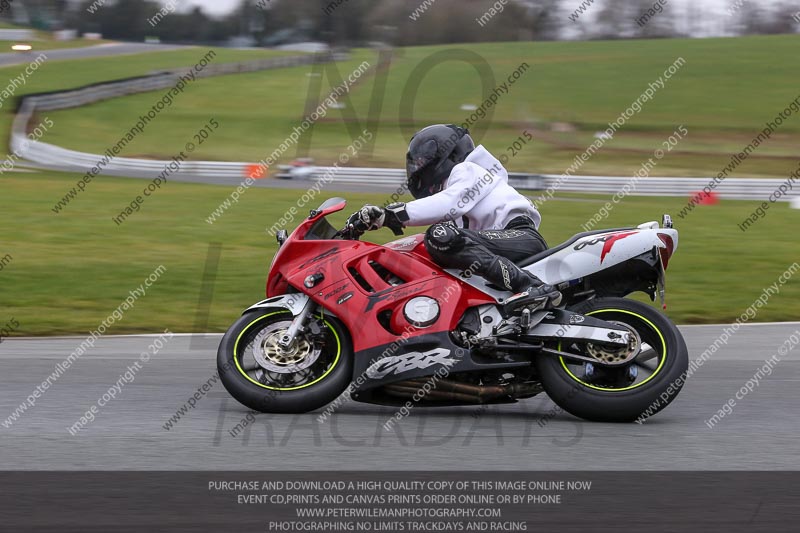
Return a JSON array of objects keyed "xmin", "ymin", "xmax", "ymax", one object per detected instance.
[
  {"xmin": 218, "ymin": 309, "xmax": 353, "ymax": 413},
  {"xmin": 535, "ymin": 298, "xmax": 688, "ymax": 422}
]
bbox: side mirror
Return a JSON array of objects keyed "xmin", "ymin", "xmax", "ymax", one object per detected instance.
[{"xmin": 276, "ymin": 230, "xmax": 289, "ymax": 247}]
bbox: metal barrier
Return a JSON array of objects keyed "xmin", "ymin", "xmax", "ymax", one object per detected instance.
[
  {"xmin": 9, "ymin": 49, "xmax": 797, "ymax": 201},
  {"xmin": 11, "ymin": 52, "xmax": 336, "ymax": 179},
  {"xmin": 301, "ymin": 167, "xmax": 797, "ymax": 201}
]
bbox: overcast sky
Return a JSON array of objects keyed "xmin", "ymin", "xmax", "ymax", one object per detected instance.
[
  {"xmin": 164, "ymin": 0, "xmax": 788, "ymax": 37},
  {"xmin": 168, "ymin": 0, "xmax": 777, "ymax": 18}
]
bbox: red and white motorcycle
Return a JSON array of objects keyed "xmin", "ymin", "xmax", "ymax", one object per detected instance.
[{"xmin": 218, "ymin": 198, "xmax": 688, "ymax": 422}]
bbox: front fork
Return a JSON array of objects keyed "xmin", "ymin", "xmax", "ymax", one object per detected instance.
[
  {"xmin": 277, "ymin": 297, "xmax": 316, "ymax": 349},
  {"xmin": 242, "ymin": 294, "xmax": 319, "ymax": 348}
]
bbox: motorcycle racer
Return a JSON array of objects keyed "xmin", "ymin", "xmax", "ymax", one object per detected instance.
[{"xmin": 347, "ymin": 124, "xmax": 561, "ymax": 311}]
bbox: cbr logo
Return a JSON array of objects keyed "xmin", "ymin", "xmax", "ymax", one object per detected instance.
[{"xmin": 366, "ymin": 348, "xmax": 457, "ymax": 379}]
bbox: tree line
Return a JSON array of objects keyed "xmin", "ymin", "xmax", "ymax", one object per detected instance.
[{"xmin": 8, "ymin": 0, "xmax": 800, "ymax": 45}]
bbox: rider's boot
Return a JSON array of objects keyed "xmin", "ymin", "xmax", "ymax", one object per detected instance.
[
  {"xmin": 484, "ymin": 257, "xmax": 562, "ymax": 313},
  {"xmin": 504, "ymin": 279, "xmax": 563, "ymax": 314}
]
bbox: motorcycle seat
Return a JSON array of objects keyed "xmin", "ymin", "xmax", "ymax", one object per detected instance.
[{"xmin": 515, "ymin": 227, "xmax": 634, "ymax": 268}]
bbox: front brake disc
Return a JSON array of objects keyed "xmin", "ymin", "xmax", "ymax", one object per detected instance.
[{"xmin": 251, "ymin": 322, "xmax": 321, "ymax": 373}]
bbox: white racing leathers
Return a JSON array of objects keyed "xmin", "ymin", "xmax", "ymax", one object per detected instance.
[
  {"xmin": 405, "ymin": 145, "xmax": 550, "ymax": 294},
  {"xmin": 405, "ymin": 145, "xmax": 541, "ymax": 230}
]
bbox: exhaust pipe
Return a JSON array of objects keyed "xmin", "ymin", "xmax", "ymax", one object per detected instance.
[
  {"xmin": 382, "ymin": 378, "xmax": 542, "ymax": 403},
  {"xmin": 383, "ymin": 384, "xmax": 478, "ymax": 404}
]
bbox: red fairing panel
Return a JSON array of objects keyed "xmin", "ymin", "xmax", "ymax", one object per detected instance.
[{"xmin": 268, "ymin": 225, "xmax": 493, "ymax": 353}]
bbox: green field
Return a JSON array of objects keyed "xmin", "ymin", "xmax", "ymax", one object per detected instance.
[
  {"xmin": 39, "ymin": 34, "xmax": 800, "ymax": 178},
  {"xmin": 1, "ymin": 171, "xmax": 799, "ymax": 336},
  {"xmin": 0, "ymin": 46, "xmax": 302, "ymax": 157}
]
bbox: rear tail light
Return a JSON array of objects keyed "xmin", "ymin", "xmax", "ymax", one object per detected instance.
[{"xmin": 657, "ymin": 234, "xmax": 674, "ymax": 270}]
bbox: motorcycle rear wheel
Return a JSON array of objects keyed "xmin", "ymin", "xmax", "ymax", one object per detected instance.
[
  {"xmin": 218, "ymin": 309, "xmax": 353, "ymax": 413},
  {"xmin": 535, "ymin": 297, "xmax": 688, "ymax": 422}
]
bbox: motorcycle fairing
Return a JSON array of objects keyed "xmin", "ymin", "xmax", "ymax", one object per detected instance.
[
  {"xmin": 244, "ymin": 294, "xmax": 311, "ymax": 316},
  {"xmin": 525, "ymin": 228, "xmax": 679, "ymax": 286},
  {"xmin": 348, "ymin": 331, "xmax": 531, "ymax": 405},
  {"xmin": 269, "ymin": 233, "xmax": 496, "ymax": 355}
]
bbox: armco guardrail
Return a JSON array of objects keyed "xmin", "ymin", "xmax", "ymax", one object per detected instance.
[
  {"xmin": 0, "ymin": 29, "xmax": 36, "ymax": 41},
  {"xmin": 300, "ymin": 167, "xmax": 797, "ymax": 201},
  {"xmin": 11, "ymin": 51, "xmax": 338, "ymax": 179}
]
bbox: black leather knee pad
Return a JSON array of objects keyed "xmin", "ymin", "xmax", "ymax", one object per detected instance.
[{"xmin": 425, "ymin": 223, "xmax": 465, "ymax": 254}]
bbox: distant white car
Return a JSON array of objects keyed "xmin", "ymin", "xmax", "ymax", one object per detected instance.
[{"xmin": 11, "ymin": 44, "xmax": 33, "ymax": 52}]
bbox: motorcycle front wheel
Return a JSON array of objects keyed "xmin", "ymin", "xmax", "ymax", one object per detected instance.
[
  {"xmin": 535, "ymin": 297, "xmax": 689, "ymax": 422},
  {"xmin": 218, "ymin": 309, "xmax": 353, "ymax": 413}
]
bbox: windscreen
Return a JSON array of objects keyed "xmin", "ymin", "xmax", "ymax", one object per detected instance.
[
  {"xmin": 305, "ymin": 217, "xmax": 339, "ymax": 240},
  {"xmin": 316, "ymin": 197, "xmax": 346, "ymax": 211}
]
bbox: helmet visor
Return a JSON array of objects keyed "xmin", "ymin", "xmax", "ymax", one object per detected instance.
[
  {"xmin": 406, "ymin": 139, "xmax": 441, "ymax": 199},
  {"xmin": 406, "ymin": 139, "xmax": 439, "ymax": 179}
]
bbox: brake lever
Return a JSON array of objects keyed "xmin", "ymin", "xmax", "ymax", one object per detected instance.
[{"xmin": 336, "ymin": 225, "xmax": 362, "ymax": 241}]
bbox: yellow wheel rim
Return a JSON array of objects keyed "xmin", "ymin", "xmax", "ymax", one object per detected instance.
[
  {"xmin": 558, "ymin": 309, "xmax": 667, "ymax": 392},
  {"xmin": 233, "ymin": 312, "xmax": 342, "ymax": 391}
]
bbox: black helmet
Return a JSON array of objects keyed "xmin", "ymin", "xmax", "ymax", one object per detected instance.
[{"xmin": 406, "ymin": 124, "xmax": 475, "ymax": 199}]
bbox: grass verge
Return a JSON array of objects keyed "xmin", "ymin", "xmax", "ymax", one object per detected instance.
[{"xmin": 1, "ymin": 171, "xmax": 798, "ymax": 336}]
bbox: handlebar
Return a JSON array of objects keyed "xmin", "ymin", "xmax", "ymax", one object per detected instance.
[
  {"xmin": 334, "ymin": 223, "xmax": 404, "ymax": 241},
  {"xmin": 334, "ymin": 224, "xmax": 363, "ymax": 241}
]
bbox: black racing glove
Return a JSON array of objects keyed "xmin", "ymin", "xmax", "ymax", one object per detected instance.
[
  {"xmin": 346, "ymin": 203, "xmax": 410, "ymax": 236},
  {"xmin": 347, "ymin": 205, "xmax": 386, "ymax": 233}
]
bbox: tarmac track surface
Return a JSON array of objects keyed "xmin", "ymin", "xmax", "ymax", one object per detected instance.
[
  {"xmin": 0, "ymin": 42, "xmax": 188, "ymax": 68},
  {"xmin": 0, "ymin": 323, "xmax": 797, "ymax": 470}
]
